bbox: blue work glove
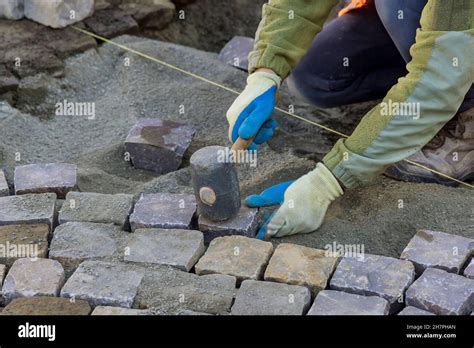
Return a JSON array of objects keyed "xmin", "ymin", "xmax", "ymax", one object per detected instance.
[{"xmin": 226, "ymin": 70, "xmax": 282, "ymax": 150}]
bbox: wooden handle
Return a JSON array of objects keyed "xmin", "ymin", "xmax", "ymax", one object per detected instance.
[{"xmin": 231, "ymin": 137, "xmax": 254, "ymax": 152}]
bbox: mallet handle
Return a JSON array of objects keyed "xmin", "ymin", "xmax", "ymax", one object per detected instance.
[{"xmin": 231, "ymin": 137, "xmax": 254, "ymax": 152}]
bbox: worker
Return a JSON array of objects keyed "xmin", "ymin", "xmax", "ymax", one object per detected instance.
[{"xmin": 226, "ymin": 0, "xmax": 473, "ymax": 238}]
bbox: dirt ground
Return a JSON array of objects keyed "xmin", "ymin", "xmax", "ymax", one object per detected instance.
[{"xmin": 0, "ymin": 35, "xmax": 472, "ymax": 259}]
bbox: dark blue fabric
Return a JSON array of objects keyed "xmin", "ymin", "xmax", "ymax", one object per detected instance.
[{"xmin": 289, "ymin": 0, "xmax": 473, "ymax": 112}]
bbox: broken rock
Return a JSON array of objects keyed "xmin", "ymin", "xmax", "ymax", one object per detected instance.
[
  {"xmin": 14, "ymin": 163, "xmax": 77, "ymax": 198},
  {"xmin": 24, "ymin": 0, "xmax": 95, "ymax": 28},
  {"xmin": 0, "ymin": 193, "xmax": 56, "ymax": 230},
  {"xmin": 464, "ymin": 259, "xmax": 474, "ymax": 279},
  {"xmin": 60, "ymin": 260, "xmax": 144, "ymax": 308},
  {"xmin": 0, "ymin": 0, "xmax": 24, "ymax": 20},
  {"xmin": 130, "ymin": 193, "xmax": 196, "ymax": 231},
  {"xmin": 137, "ymin": 265, "xmax": 236, "ymax": 315},
  {"xmin": 198, "ymin": 205, "xmax": 258, "ymax": 243},
  {"xmin": 0, "ymin": 65, "xmax": 19, "ymax": 95},
  {"xmin": 401, "ymin": 229, "xmax": 473, "ymax": 275},
  {"xmin": 59, "ymin": 192, "xmax": 134, "ymax": 229},
  {"xmin": 1, "ymin": 296, "xmax": 91, "ymax": 315},
  {"xmin": 264, "ymin": 243, "xmax": 338, "ymax": 295},
  {"xmin": 405, "ymin": 267, "xmax": 474, "ymax": 315},
  {"xmin": 0, "ymin": 169, "xmax": 8, "ymax": 196},
  {"xmin": 125, "ymin": 118, "xmax": 196, "ymax": 174},
  {"xmin": 307, "ymin": 290, "xmax": 389, "ymax": 315},
  {"xmin": 195, "ymin": 235, "xmax": 273, "ymax": 282},
  {"xmin": 84, "ymin": 7, "xmax": 138, "ymax": 38},
  {"xmin": 330, "ymin": 254, "xmax": 415, "ymax": 313},
  {"xmin": 231, "ymin": 280, "xmax": 311, "ymax": 315},
  {"xmin": 398, "ymin": 306, "xmax": 434, "ymax": 316},
  {"xmin": 2, "ymin": 258, "xmax": 65, "ymax": 304},
  {"xmin": 49, "ymin": 222, "xmax": 122, "ymax": 270},
  {"xmin": 0, "ymin": 224, "xmax": 49, "ymax": 266},
  {"xmin": 124, "ymin": 228, "xmax": 204, "ymax": 272}
]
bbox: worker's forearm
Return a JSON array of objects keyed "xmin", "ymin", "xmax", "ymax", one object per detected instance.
[
  {"xmin": 323, "ymin": 0, "xmax": 474, "ymax": 189},
  {"xmin": 249, "ymin": 0, "xmax": 340, "ymax": 79}
]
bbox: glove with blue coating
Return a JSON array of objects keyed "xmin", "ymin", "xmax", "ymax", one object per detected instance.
[
  {"xmin": 249, "ymin": 163, "xmax": 344, "ymax": 239},
  {"xmin": 226, "ymin": 70, "xmax": 282, "ymax": 150}
]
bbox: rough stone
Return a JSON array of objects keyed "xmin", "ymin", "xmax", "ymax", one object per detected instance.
[
  {"xmin": 2, "ymin": 258, "xmax": 65, "ymax": 304},
  {"xmin": 60, "ymin": 260, "xmax": 144, "ymax": 308},
  {"xmin": 59, "ymin": 192, "xmax": 134, "ymax": 229},
  {"xmin": 198, "ymin": 205, "xmax": 259, "ymax": 243},
  {"xmin": 14, "ymin": 163, "xmax": 77, "ymax": 198},
  {"xmin": 195, "ymin": 235, "xmax": 273, "ymax": 282},
  {"xmin": 464, "ymin": 259, "xmax": 474, "ymax": 279},
  {"xmin": 264, "ymin": 243, "xmax": 338, "ymax": 295},
  {"xmin": 398, "ymin": 306, "xmax": 435, "ymax": 316},
  {"xmin": 401, "ymin": 229, "xmax": 474, "ymax": 275},
  {"xmin": 49, "ymin": 222, "xmax": 122, "ymax": 270},
  {"xmin": 0, "ymin": 264, "xmax": 5, "ymax": 286},
  {"xmin": 1, "ymin": 296, "xmax": 91, "ymax": 315},
  {"xmin": 0, "ymin": 193, "xmax": 56, "ymax": 230},
  {"xmin": 124, "ymin": 228, "xmax": 204, "ymax": 272},
  {"xmin": 231, "ymin": 280, "xmax": 311, "ymax": 315},
  {"xmin": 218, "ymin": 36, "xmax": 254, "ymax": 71},
  {"xmin": 307, "ymin": 290, "xmax": 390, "ymax": 315},
  {"xmin": 24, "ymin": 0, "xmax": 94, "ymax": 28},
  {"xmin": 0, "ymin": 64, "xmax": 19, "ymax": 94},
  {"xmin": 129, "ymin": 193, "xmax": 196, "ymax": 231},
  {"xmin": 124, "ymin": 118, "xmax": 196, "ymax": 174},
  {"xmin": 137, "ymin": 266, "xmax": 236, "ymax": 315},
  {"xmin": 0, "ymin": 224, "xmax": 49, "ymax": 266},
  {"xmin": 330, "ymin": 254, "xmax": 415, "ymax": 313},
  {"xmin": 0, "ymin": 0, "xmax": 24, "ymax": 20},
  {"xmin": 91, "ymin": 306, "xmax": 150, "ymax": 315},
  {"xmin": 0, "ymin": 169, "xmax": 8, "ymax": 196},
  {"xmin": 84, "ymin": 7, "xmax": 138, "ymax": 38},
  {"xmin": 405, "ymin": 267, "xmax": 474, "ymax": 315},
  {"xmin": 119, "ymin": 0, "xmax": 175, "ymax": 30}
]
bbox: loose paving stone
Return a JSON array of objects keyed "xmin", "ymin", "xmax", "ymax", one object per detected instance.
[
  {"xmin": 124, "ymin": 118, "xmax": 196, "ymax": 174},
  {"xmin": 405, "ymin": 267, "xmax": 474, "ymax": 315},
  {"xmin": 137, "ymin": 265, "xmax": 236, "ymax": 315},
  {"xmin": 195, "ymin": 235, "xmax": 273, "ymax": 282},
  {"xmin": 24, "ymin": 0, "xmax": 95, "ymax": 28},
  {"xmin": 307, "ymin": 290, "xmax": 390, "ymax": 315},
  {"xmin": 2, "ymin": 258, "xmax": 65, "ymax": 304},
  {"xmin": 14, "ymin": 163, "xmax": 77, "ymax": 199},
  {"xmin": 49, "ymin": 222, "xmax": 121, "ymax": 270},
  {"xmin": 118, "ymin": 0, "xmax": 175, "ymax": 30},
  {"xmin": 1, "ymin": 296, "xmax": 91, "ymax": 315},
  {"xmin": 0, "ymin": 0, "xmax": 24, "ymax": 20},
  {"xmin": 0, "ymin": 224, "xmax": 49, "ymax": 266},
  {"xmin": 84, "ymin": 7, "xmax": 138, "ymax": 38},
  {"xmin": 60, "ymin": 260, "xmax": 144, "ymax": 308},
  {"xmin": 198, "ymin": 205, "xmax": 259, "ymax": 243},
  {"xmin": 0, "ymin": 169, "xmax": 8, "ymax": 196},
  {"xmin": 0, "ymin": 264, "xmax": 5, "ymax": 287},
  {"xmin": 124, "ymin": 229, "xmax": 204, "ymax": 272},
  {"xmin": 264, "ymin": 243, "xmax": 338, "ymax": 295},
  {"xmin": 218, "ymin": 36, "xmax": 254, "ymax": 71},
  {"xmin": 401, "ymin": 229, "xmax": 474, "ymax": 275},
  {"xmin": 464, "ymin": 259, "xmax": 474, "ymax": 279},
  {"xmin": 231, "ymin": 280, "xmax": 311, "ymax": 315},
  {"xmin": 59, "ymin": 192, "xmax": 134, "ymax": 229},
  {"xmin": 0, "ymin": 193, "xmax": 56, "ymax": 230},
  {"xmin": 91, "ymin": 306, "xmax": 150, "ymax": 315},
  {"xmin": 129, "ymin": 193, "xmax": 196, "ymax": 231},
  {"xmin": 330, "ymin": 254, "xmax": 415, "ymax": 313},
  {"xmin": 398, "ymin": 306, "xmax": 435, "ymax": 316}
]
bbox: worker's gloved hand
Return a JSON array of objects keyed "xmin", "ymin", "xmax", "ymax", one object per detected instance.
[
  {"xmin": 258, "ymin": 163, "xmax": 344, "ymax": 238},
  {"xmin": 226, "ymin": 70, "xmax": 281, "ymax": 150}
]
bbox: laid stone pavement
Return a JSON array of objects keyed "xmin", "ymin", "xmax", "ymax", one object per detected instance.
[
  {"xmin": 91, "ymin": 306, "xmax": 150, "ymax": 315},
  {"xmin": 464, "ymin": 259, "xmax": 474, "ymax": 279},
  {"xmin": 1, "ymin": 296, "xmax": 92, "ymax": 315},
  {"xmin": 398, "ymin": 306, "xmax": 434, "ymax": 316},
  {"xmin": 307, "ymin": 290, "xmax": 390, "ymax": 315},
  {"xmin": 0, "ymin": 169, "xmax": 8, "ymax": 196},
  {"xmin": 0, "ymin": 224, "xmax": 49, "ymax": 266}
]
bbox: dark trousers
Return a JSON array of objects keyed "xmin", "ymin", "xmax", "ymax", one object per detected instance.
[{"xmin": 288, "ymin": 0, "xmax": 474, "ymax": 112}]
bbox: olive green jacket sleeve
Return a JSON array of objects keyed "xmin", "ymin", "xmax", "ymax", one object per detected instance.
[
  {"xmin": 323, "ymin": 0, "xmax": 474, "ymax": 188},
  {"xmin": 248, "ymin": 0, "xmax": 340, "ymax": 79}
]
